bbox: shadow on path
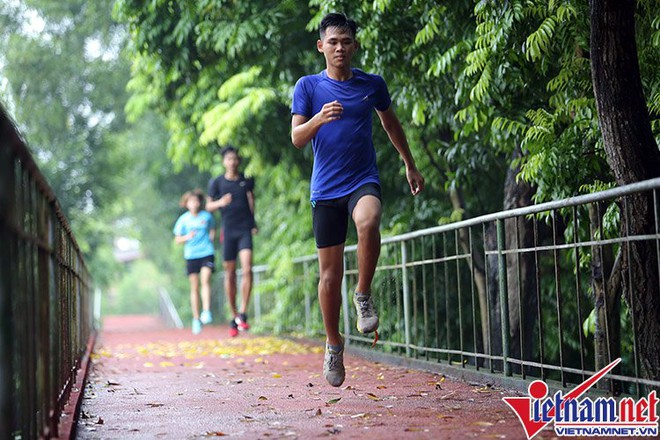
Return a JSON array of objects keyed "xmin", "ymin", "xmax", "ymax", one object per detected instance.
[{"xmin": 76, "ymin": 315, "xmax": 555, "ymax": 439}]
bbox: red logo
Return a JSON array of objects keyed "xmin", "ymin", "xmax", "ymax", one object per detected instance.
[{"xmin": 503, "ymin": 359, "xmax": 658, "ymax": 438}]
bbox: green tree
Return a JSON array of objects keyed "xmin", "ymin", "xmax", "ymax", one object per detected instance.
[
  {"xmin": 0, "ymin": 0, "xmax": 212, "ymax": 312},
  {"xmin": 590, "ymin": 0, "xmax": 660, "ymax": 384},
  {"xmin": 113, "ymin": 0, "xmax": 660, "ymax": 383}
]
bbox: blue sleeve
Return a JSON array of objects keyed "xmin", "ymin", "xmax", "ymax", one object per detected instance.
[
  {"xmin": 173, "ymin": 214, "xmax": 186, "ymax": 236},
  {"xmin": 372, "ymin": 74, "xmax": 391, "ymax": 112},
  {"xmin": 292, "ymin": 77, "xmax": 312, "ymax": 117},
  {"xmin": 246, "ymin": 177, "xmax": 255, "ymax": 192}
]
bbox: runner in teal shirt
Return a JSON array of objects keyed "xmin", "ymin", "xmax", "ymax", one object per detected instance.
[{"xmin": 173, "ymin": 189, "xmax": 216, "ymax": 335}]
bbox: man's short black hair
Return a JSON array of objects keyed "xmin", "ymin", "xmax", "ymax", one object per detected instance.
[
  {"xmin": 319, "ymin": 12, "xmax": 357, "ymax": 39},
  {"xmin": 220, "ymin": 145, "xmax": 238, "ymax": 157}
]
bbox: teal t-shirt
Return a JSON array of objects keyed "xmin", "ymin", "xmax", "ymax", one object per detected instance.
[{"xmin": 173, "ymin": 210, "xmax": 215, "ymax": 260}]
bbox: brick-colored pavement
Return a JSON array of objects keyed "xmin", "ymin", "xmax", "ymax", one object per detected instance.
[{"xmin": 75, "ymin": 315, "xmax": 570, "ymax": 439}]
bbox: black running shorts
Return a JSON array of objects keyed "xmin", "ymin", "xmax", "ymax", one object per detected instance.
[
  {"xmin": 222, "ymin": 228, "xmax": 253, "ymax": 261},
  {"xmin": 186, "ymin": 254, "xmax": 215, "ymax": 275},
  {"xmin": 312, "ymin": 183, "xmax": 381, "ymax": 248}
]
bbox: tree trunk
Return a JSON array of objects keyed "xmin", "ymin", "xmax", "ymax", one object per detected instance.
[
  {"xmin": 590, "ymin": 0, "xmax": 660, "ymax": 384},
  {"xmin": 589, "ymin": 203, "xmax": 622, "ymax": 393},
  {"xmin": 503, "ymin": 147, "xmax": 537, "ymax": 373},
  {"xmin": 487, "ymin": 147, "xmax": 537, "ymax": 373}
]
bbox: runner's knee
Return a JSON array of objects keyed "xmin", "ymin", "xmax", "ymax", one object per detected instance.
[
  {"xmin": 319, "ymin": 271, "xmax": 342, "ymax": 292},
  {"xmin": 355, "ymin": 214, "xmax": 380, "ymax": 236}
]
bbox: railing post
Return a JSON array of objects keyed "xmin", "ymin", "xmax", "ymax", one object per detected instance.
[
  {"xmin": 497, "ymin": 219, "xmax": 511, "ymax": 376},
  {"xmin": 401, "ymin": 241, "xmax": 412, "ymax": 357},
  {"xmin": 341, "ymin": 255, "xmax": 350, "ymax": 345}
]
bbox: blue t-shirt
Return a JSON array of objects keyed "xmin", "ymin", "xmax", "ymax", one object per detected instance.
[
  {"xmin": 172, "ymin": 210, "xmax": 216, "ymax": 260},
  {"xmin": 292, "ymin": 68, "xmax": 391, "ymax": 200}
]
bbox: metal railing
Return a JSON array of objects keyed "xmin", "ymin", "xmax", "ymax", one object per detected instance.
[
  {"xmin": 0, "ymin": 106, "xmax": 94, "ymax": 439},
  {"xmin": 244, "ymin": 178, "xmax": 660, "ymax": 396},
  {"xmin": 158, "ymin": 287, "xmax": 184, "ymax": 329}
]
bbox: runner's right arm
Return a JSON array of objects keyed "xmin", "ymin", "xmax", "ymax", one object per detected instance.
[{"xmin": 291, "ymin": 101, "xmax": 343, "ymax": 148}]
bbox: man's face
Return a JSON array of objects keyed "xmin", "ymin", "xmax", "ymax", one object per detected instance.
[
  {"xmin": 317, "ymin": 26, "xmax": 357, "ymax": 70},
  {"xmin": 223, "ymin": 151, "xmax": 240, "ymax": 171}
]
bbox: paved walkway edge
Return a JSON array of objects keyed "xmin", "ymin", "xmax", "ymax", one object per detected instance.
[
  {"xmin": 345, "ymin": 344, "xmax": 530, "ymax": 393},
  {"xmin": 53, "ymin": 329, "xmax": 97, "ymax": 440}
]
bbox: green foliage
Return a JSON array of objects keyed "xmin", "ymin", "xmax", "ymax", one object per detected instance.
[
  {"xmin": 2, "ymin": 0, "xmax": 658, "ymax": 388},
  {"xmin": 0, "ymin": 0, "xmax": 136, "ymax": 291},
  {"xmin": 102, "ymin": 260, "xmax": 162, "ymax": 315}
]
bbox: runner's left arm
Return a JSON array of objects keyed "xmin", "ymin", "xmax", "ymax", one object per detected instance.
[
  {"xmin": 376, "ymin": 106, "xmax": 425, "ymax": 196},
  {"xmin": 247, "ymin": 190, "xmax": 258, "ymax": 233}
]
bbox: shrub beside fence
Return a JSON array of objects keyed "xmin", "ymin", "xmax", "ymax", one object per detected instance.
[{"xmin": 0, "ymin": 107, "xmax": 94, "ymax": 439}]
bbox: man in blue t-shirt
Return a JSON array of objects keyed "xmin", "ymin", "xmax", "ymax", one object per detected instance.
[{"xmin": 291, "ymin": 12, "xmax": 425, "ymax": 387}]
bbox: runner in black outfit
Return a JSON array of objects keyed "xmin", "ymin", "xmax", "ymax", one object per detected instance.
[{"xmin": 207, "ymin": 146, "xmax": 257, "ymax": 337}]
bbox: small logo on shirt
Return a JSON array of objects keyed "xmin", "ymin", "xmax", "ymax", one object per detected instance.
[{"xmin": 240, "ymin": 181, "xmax": 246, "ymax": 187}]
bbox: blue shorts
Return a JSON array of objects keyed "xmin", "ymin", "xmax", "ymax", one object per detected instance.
[
  {"xmin": 186, "ymin": 254, "xmax": 215, "ymax": 275},
  {"xmin": 222, "ymin": 228, "xmax": 253, "ymax": 261}
]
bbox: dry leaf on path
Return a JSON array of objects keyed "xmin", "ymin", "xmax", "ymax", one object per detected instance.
[{"xmin": 203, "ymin": 431, "xmax": 227, "ymax": 437}]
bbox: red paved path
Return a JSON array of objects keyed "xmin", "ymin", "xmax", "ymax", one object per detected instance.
[{"xmin": 75, "ymin": 315, "xmax": 590, "ymax": 439}]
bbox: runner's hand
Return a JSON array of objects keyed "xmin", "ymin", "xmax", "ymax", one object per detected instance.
[
  {"xmin": 219, "ymin": 193, "xmax": 232, "ymax": 207},
  {"xmin": 317, "ymin": 100, "xmax": 343, "ymax": 124},
  {"xmin": 406, "ymin": 167, "xmax": 425, "ymax": 196}
]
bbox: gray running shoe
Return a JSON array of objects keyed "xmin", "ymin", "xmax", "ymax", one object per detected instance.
[
  {"xmin": 323, "ymin": 340, "xmax": 345, "ymax": 387},
  {"xmin": 353, "ymin": 293, "xmax": 379, "ymax": 333}
]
